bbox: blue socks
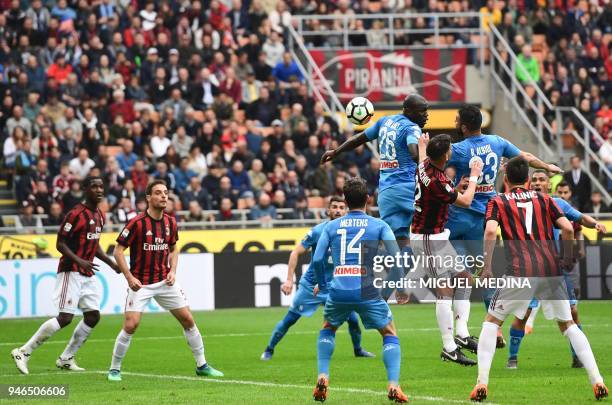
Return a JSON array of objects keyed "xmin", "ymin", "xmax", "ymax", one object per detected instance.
[
  {"xmin": 266, "ymin": 311, "xmax": 301, "ymax": 352},
  {"xmin": 317, "ymin": 329, "xmax": 336, "ymax": 376},
  {"xmin": 382, "ymin": 335, "xmax": 401, "ymax": 385},
  {"xmin": 346, "ymin": 312, "xmax": 362, "ymax": 351},
  {"xmin": 508, "ymin": 327, "xmax": 525, "ymax": 360},
  {"xmin": 570, "ymin": 324, "xmax": 582, "ymax": 358}
]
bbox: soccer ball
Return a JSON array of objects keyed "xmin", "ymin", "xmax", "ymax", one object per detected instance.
[{"xmin": 345, "ymin": 97, "xmax": 374, "ymax": 126}]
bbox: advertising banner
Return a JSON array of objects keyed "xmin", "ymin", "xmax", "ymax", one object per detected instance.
[{"xmin": 308, "ymin": 49, "xmax": 467, "ymax": 103}]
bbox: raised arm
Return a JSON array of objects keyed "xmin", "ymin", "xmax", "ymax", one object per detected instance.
[
  {"xmin": 519, "ymin": 151, "xmax": 562, "ymax": 174},
  {"xmin": 454, "ymin": 159, "xmax": 484, "ymax": 208},
  {"xmin": 320, "ymin": 133, "xmax": 369, "ymax": 164}
]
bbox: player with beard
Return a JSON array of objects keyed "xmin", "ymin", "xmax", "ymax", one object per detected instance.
[{"xmin": 108, "ymin": 180, "xmax": 223, "ymax": 381}]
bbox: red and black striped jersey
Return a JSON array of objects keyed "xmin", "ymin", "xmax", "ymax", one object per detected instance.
[
  {"xmin": 485, "ymin": 187, "xmax": 565, "ymax": 277},
  {"xmin": 411, "ymin": 159, "xmax": 458, "ymax": 234},
  {"xmin": 57, "ymin": 203, "xmax": 105, "ymax": 277},
  {"xmin": 116, "ymin": 211, "xmax": 178, "ymax": 285}
]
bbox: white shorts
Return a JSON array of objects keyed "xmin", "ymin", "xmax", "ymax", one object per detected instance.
[
  {"xmin": 53, "ymin": 272, "xmax": 101, "ymax": 314},
  {"xmin": 488, "ymin": 276, "xmax": 572, "ymax": 322},
  {"xmin": 124, "ymin": 280, "xmax": 189, "ymax": 312},
  {"xmin": 409, "ymin": 229, "xmax": 460, "ymax": 280}
]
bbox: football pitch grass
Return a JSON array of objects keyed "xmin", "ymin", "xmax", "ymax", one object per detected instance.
[{"xmin": 1, "ymin": 301, "xmax": 611, "ymax": 404}]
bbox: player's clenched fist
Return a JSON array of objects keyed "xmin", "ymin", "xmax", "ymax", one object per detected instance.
[
  {"xmin": 165, "ymin": 271, "xmax": 176, "ymax": 286},
  {"xmin": 320, "ymin": 150, "xmax": 336, "ymax": 164},
  {"xmin": 281, "ymin": 279, "xmax": 293, "ymax": 295},
  {"xmin": 128, "ymin": 276, "xmax": 142, "ymax": 291}
]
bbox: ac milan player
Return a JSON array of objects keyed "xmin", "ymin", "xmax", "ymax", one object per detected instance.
[
  {"xmin": 11, "ymin": 176, "xmax": 119, "ymax": 375},
  {"xmin": 409, "ymin": 133, "xmax": 483, "ymax": 366},
  {"xmin": 108, "ymin": 180, "xmax": 223, "ymax": 381},
  {"xmin": 470, "ymin": 157, "xmax": 607, "ymax": 402}
]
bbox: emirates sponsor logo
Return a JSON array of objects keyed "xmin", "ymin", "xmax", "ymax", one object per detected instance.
[
  {"xmin": 380, "ymin": 160, "xmax": 399, "ymax": 170},
  {"xmin": 144, "ymin": 237, "xmax": 169, "ymax": 251},
  {"xmin": 334, "ymin": 266, "xmax": 362, "ymax": 276}
]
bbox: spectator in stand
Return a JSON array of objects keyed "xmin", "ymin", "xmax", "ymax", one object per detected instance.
[
  {"xmin": 69, "ymin": 148, "xmax": 95, "ymax": 180},
  {"xmin": 181, "ymin": 176, "xmax": 212, "ymax": 210},
  {"xmin": 516, "ymin": 44, "xmax": 540, "ymax": 84},
  {"xmin": 215, "ymin": 197, "xmax": 238, "ymax": 221},
  {"xmin": 62, "ymin": 180, "xmax": 83, "ymax": 212},
  {"xmin": 43, "ymin": 202, "xmax": 64, "ymax": 226},
  {"xmin": 52, "ymin": 161, "xmax": 73, "ymax": 199},
  {"xmin": 152, "ymin": 161, "xmax": 176, "ymax": 192},
  {"xmin": 293, "ymin": 196, "xmax": 315, "ymax": 220},
  {"xmin": 563, "ymin": 156, "xmax": 592, "ymax": 211},
  {"xmin": 172, "ymin": 126, "xmax": 194, "ymax": 158},
  {"xmin": 33, "ymin": 180, "xmax": 53, "ymax": 214},
  {"xmin": 46, "ymin": 53, "xmax": 73, "ymax": 85},
  {"xmin": 272, "ymin": 52, "xmax": 304, "ymax": 85},
  {"xmin": 150, "ymin": 126, "xmax": 172, "ymax": 158},
  {"xmin": 214, "ymin": 175, "xmax": 238, "ymax": 209},
  {"xmin": 174, "ymin": 157, "xmax": 197, "ymax": 194},
  {"xmin": 109, "ymin": 89, "xmax": 136, "ymax": 124},
  {"xmin": 227, "ymin": 160, "xmax": 251, "ymax": 197},
  {"xmin": 130, "ymin": 159, "xmax": 149, "ymax": 195},
  {"xmin": 281, "ymin": 170, "xmax": 306, "ymax": 208},
  {"xmin": 248, "ymin": 159, "xmax": 267, "ymax": 193},
  {"xmin": 186, "ymin": 200, "xmax": 205, "ymax": 222},
  {"xmin": 7, "ymin": 105, "xmax": 32, "ymax": 137},
  {"xmin": 19, "ymin": 201, "xmax": 37, "ymax": 228},
  {"xmin": 116, "ymin": 140, "xmax": 138, "ymax": 173},
  {"xmin": 584, "ymin": 191, "xmax": 610, "ymax": 214},
  {"xmin": 114, "ymin": 197, "xmax": 138, "ymax": 224},
  {"xmin": 250, "ymin": 192, "xmax": 276, "ymax": 223}
]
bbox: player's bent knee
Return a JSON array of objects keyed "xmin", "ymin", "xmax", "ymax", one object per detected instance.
[
  {"xmin": 322, "ymin": 321, "xmax": 337, "ymax": 331},
  {"xmin": 484, "ymin": 313, "xmax": 504, "ymax": 326},
  {"xmin": 379, "ymin": 321, "xmax": 397, "ymax": 337},
  {"xmin": 83, "ymin": 310, "xmax": 100, "ymax": 328},
  {"xmin": 511, "ymin": 316, "xmax": 527, "ymax": 330},
  {"xmin": 56, "ymin": 312, "xmax": 74, "ymax": 328},
  {"xmin": 557, "ymin": 320, "xmax": 575, "ymax": 333}
]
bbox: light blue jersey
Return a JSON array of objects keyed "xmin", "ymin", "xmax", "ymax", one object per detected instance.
[
  {"xmin": 313, "ymin": 210, "xmax": 397, "ymax": 303},
  {"xmin": 365, "ymin": 114, "xmax": 421, "ymax": 238},
  {"xmin": 364, "ymin": 114, "xmax": 421, "ymax": 192},
  {"xmin": 447, "ymin": 134, "xmax": 521, "ymax": 215},
  {"xmin": 300, "ymin": 221, "xmax": 334, "ymax": 287}
]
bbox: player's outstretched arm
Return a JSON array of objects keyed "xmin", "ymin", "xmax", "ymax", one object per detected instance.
[
  {"xmin": 283, "ymin": 244, "xmax": 307, "ymax": 295},
  {"xmin": 96, "ymin": 245, "xmax": 120, "ymax": 273},
  {"xmin": 417, "ymin": 132, "xmax": 429, "ymax": 163},
  {"xmin": 320, "ymin": 133, "xmax": 369, "ymax": 164},
  {"xmin": 57, "ymin": 239, "xmax": 99, "ymax": 273},
  {"xmin": 113, "ymin": 244, "xmax": 142, "ymax": 291},
  {"xmin": 519, "ymin": 151, "xmax": 562, "ymax": 174},
  {"xmin": 580, "ymin": 214, "xmax": 607, "ymax": 233},
  {"xmin": 454, "ymin": 159, "xmax": 484, "ymax": 208}
]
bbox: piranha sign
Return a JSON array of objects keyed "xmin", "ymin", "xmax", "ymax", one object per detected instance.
[{"xmin": 308, "ymin": 49, "xmax": 467, "ymax": 103}]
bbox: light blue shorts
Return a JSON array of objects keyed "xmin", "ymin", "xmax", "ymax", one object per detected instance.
[
  {"xmin": 378, "ymin": 184, "xmax": 415, "ymax": 239},
  {"xmin": 289, "ymin": 281, "xmax": 327, "ymax": 317},
  {"xmin": 324, "ymin": 299, "xmax": 392, "ymax": 330}
]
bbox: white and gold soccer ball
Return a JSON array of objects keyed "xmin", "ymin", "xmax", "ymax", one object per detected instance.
[{"xmin": 345, "ymin": 97, "xmax": 374, "ymax": 126}]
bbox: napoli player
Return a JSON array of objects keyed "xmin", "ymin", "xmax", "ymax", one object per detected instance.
[
  {"xmin": 321, "ymin": 94, "xmax": 428, "ymax": 241},
  {"xmin": 506, "ymin": 171, "xmax": 607, "ymax": 370},
  {"xmin": 445, "ymin": 104, "xmax": 562, "ymax": 349},
  {"xmin": 311, "ymin": 178, "xmax": 408, "ymax": 403},
  {"xmin": 11, "ymin": 176, "xmax": 119, "ymax": 374},
  {"xmin": 260, "ymin": 197, "xmax": 374, "ymax": 360},
  {"xmin": 470, "ymin": 157, "xmax": 607, "ymax": 402}
]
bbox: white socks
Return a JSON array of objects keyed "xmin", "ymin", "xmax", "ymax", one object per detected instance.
[
  {"xmin": 454, "ymin": 291, "xmax": 471, "ymax": 338},
  {"xmin": 184, "ymin": 326, "xmax": 206, "ymax": 367},
  {"xmin": 60, "ymin": 320, "xmax": 93, "ymax": 360},
  {"xmin": 564, "ymin": 324, "xmax": 603, "ymax": 385},
  {"xmin": 477, "ymin": 321, "xmax": 498, "ymax": 385},
  {"xmin": 21, "ymin": 318, "xmax": 62, "ymax": 355},
  {"xmin": 436, "ymin": 299, "xmax": 457, "ymax": 352},
  {"xmin": 111, "ymin": 329, "xmax": 133, "ymax": 370}
]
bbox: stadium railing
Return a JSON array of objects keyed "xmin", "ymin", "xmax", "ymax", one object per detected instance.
[{"xmin": 488, "ymin": 22, "xmax": 611, "ymax": 204}]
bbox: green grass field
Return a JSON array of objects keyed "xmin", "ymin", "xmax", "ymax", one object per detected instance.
[{"xmin": 1, "ymin": 301, "xmax": 611, "ymax": 404}]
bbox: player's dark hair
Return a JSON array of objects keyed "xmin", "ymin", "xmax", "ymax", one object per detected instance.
[
  {"xmin": 458, "ymin": 104, "xmax": 482, "ymax": 131},
  {"xmin": 146, "ymin": 179, "xmax": 168, "ymax": 196},
  {"xmin": 343, "ymin": 177, "xmax": 368, "ymax": 209},
  {"xmin": 557, "ymin": 181, "xmax": 571, "ymax": 190},
  {"xmin": 426, "ymin": 134, "xmax": 452, "ymax": 161},
  {"xmin": 328, "ymin": 196, "xmax": 346, "ymax": 206},
  {"xmin": 506, "ymin": 157, "xmax": 529, "ymax": 184},
  {"xmin": 531, "ymin": 169, "xmax": 549, "ymax": 179},
  {"xmin": 82, "ymin": 176, "xmax": 103, "ymax": 189}
]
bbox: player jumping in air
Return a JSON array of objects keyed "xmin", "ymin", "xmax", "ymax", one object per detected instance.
[
  {"xmin": 506, "ymin": 172, "xmax": 607, "ymax": 370},
  {"xmin": 470, "ymin": 157, "xmax": 607, "ymax": 402},
  {"xmin": 410, "ymin": 134, "xmax": 483, "ymax": 365},
  {"xmin": 261, "ymin": 197, "xmax": 374, "ymax": 360},
  {"xmin": 446, "ymin": 104, "xmax": 563, "ymax": 350},
  {"xmin": 311, "ymin": 178, "xmax": 408, "ymax": 403},
  {"xmin": 108, "ymin": 180, "xmax": 222, "ymax": 381},
  {"xmin": 321, "ymin": 94, "xmax": 428, "ymax": 242},
  {"xmin": 11, "ymin": 176, "xmax": 120, "ymax": 374}
]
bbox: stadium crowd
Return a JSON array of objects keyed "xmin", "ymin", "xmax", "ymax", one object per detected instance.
[{"xmin": 0, "ymin": 0, "xmax": 609, "ymax": 229}]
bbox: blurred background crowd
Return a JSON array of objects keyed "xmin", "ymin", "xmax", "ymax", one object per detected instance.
[{"xmin": 0, "ymin": 0, "xmax": 609, "ymax": 229}]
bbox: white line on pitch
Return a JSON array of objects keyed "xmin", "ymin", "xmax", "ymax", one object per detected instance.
[{"xmin": 0, "ymin": 370, "xmax": 484, "ymax": 404}]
